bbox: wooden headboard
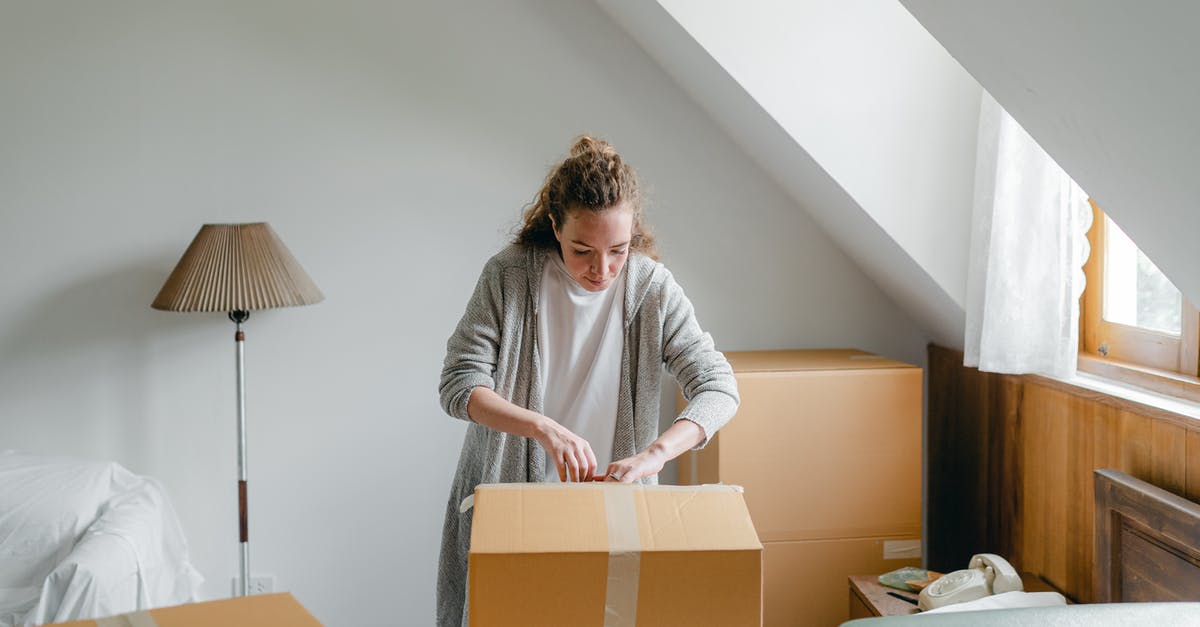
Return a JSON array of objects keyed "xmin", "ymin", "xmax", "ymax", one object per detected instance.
[{"xmin": 1094, "ymin": 469, "xmax": 1200, "ymax": 602}]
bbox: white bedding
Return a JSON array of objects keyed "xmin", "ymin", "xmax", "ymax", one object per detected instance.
[
  {"xmin": 0, "ymin": 451, "xmax": 203, "ymax": 626},
  {"xmin": 921, "ymin": 591, "xmax": 1068, "ymax": 614}
]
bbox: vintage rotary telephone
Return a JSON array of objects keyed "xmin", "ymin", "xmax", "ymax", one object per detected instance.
[{"xmin": 917, "ymin": 553, "xmax": 1023, "ymax": 611}]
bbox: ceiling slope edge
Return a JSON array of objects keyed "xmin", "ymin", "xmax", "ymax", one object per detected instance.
[{"xmin": 598, "ymin": 0, "xmax": 965, "ymax": 349}]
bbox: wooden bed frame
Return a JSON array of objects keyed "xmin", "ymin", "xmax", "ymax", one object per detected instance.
[{"xmin": 1094, "ymin": 468, "xmax": 1200, "ymax": 602}]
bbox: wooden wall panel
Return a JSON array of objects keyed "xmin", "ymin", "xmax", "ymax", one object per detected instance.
[
  {"xmin": 926, "ymin": 349, "xmax": 986, "ymax": 571},
  {"xmin": 1018, "ymin": 387, "xmax": 1047, "ymax": 580},
  {"xmin": 1188, "ymin": 430, "xmax": 1200, "ymax": 503},
  {"xmin": 1120, "ymin": 411, "xmax": 1153, "ymax": 481},
  {"xmin": 1064, "ymin": 394, "xmax": 1095, "ymax": 599},
  {"xmin": 1151, "ymin": 421, "xmax": 1187, "ymax": 496},
  {"xmin": 992, "ymin": 376, "xmax": 1023, "ymax": 565},
  {"xmin": 927, "ymin": 345, "xmax": 1200, "ymax": 603},
  {"xmin": 1092, "ymin": 402, "xmax": 1120, "ymax": 476}
]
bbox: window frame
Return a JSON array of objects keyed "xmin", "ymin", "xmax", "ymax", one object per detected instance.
[{"xmin": 1079, "ymin": 200, "xmax": 1200, "ymax": 396}]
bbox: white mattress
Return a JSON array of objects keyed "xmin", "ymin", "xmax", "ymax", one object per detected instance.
[{"xmin": 0, "ymin": 451, "xmax": 203, "ymax": 626}]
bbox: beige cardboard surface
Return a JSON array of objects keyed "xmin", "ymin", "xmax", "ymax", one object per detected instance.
[
  {"xmin": 50, "ymin": 593, "xmax": 322, "ymax": 627},
  {"xmin": 469, "ymin": 483, "xmax": 762, "ymax": 626},
  {"xmin": 721, "ymin": 369, "xmax": 922, "ymax": 541},
  {"xmin": 724, "ymin": 349, "xmax": 919, "ymax": 373},
  {"xmin": 762, "ymin": 537, "xmax": 921, "ymax": 627},
  {"xmin": 681, "ymin": 351, "xmax": 922, "ymax": 542}
]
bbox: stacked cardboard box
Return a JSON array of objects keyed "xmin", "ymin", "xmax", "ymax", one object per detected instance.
[
  {"xmin": 680, "ymin": 349, "xmax": 923, "ymax": 627},
  {"xmin": 468, "ymin": 482, "xmax": 763, "ymax": 626}
]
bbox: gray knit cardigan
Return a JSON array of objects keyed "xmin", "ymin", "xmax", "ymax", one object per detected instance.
[{"xmin": 436, "ymin": 244, "xmax": 739, "ymax": 627}]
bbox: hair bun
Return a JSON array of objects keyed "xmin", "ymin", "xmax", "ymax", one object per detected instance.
[{"xmin": 570, "ymin": 135, "xmax": 617, "ymax": 159}]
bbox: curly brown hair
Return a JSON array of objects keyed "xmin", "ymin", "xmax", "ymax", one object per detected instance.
[{"xmin": 514, "ymin": 135, "xmax": 658, "ymax": 260}]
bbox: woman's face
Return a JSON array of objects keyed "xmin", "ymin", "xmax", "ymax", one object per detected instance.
[{"xmin": 552, "ymin": 203, "xmax": 634, "ymax": 292}]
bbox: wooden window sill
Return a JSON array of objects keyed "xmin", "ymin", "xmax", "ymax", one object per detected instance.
[
  {"xmin": 1024, "ymin": 355, "xmax": 1200, "ymax": 427},
  {"xmin": 1077, "ymin": 354, "xmax": 1200, "ymax": 404}
]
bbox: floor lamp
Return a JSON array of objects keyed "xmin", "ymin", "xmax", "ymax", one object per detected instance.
[{"xmin": 152, "ymin": 223, "xmax": 324, "ymax": 597}]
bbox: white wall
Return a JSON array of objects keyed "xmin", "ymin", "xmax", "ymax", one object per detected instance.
[
  {"xmin": 901, "ymin": 0, "xmax": 1200, "ymax": 308},
  {"xmin": 0, "ymin": 1, "xmax": 928, "ymax": 624}
]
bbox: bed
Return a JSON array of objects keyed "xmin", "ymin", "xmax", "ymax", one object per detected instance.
[
  {"xmin": 1093, "ymin": 468, "xmax": 1200, "ymax": 603},
  {"xmin": 0, "ymin": 451, "xmax": 204, "ymax": 626}
]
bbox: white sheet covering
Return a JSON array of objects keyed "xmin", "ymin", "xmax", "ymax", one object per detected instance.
[
  {"xmin": 0, "ymin": 451, "xmax": 203, "ymax": 626},
  {"xmin": 921, "ymin": 591, "xmax": 1068, "ymax": 615}
]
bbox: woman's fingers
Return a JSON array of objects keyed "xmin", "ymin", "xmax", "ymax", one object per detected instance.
[
  {"xmin": 585, "ymin": 447, "xmax": 598, "ymax": 483},
  {"xmin": 546, "ymin": 428, "xmax": 598, "ymax": 482},
  {"xmin": 568, "ymin": 437, "xmax": 594, "ymax": 482},
  {"xmin": 565, "ymin": 446, "xmax": 577, "ymax": 482},
  {"xmin": 605, "ymin": 456, "xmax": 645, "ymax": 483},
  {"xmin": 574, "ymin": 448, "xmax": 589, "ymax": 482},
  {"xmin": 564, "ymin": 450, "xmax": 577, "ymax": 482}
]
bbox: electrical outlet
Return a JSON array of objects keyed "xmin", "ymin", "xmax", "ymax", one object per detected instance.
[{"xmin": 231, "ymin": 575, "xmax": 275, "ymax": 596}]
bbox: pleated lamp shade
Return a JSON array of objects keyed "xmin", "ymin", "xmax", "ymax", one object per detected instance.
[{"xmin": 152, "ymin": 223, "xmax": 324, "ymax": 312}]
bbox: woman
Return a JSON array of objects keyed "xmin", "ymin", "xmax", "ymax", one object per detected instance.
[{"xmin": 436, "ymin": 136, "xmax": 739, "ymax": 626}]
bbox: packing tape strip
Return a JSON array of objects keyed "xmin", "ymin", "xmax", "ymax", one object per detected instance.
[
  {"xmin": 458, "ymin": 482, "xmax": 742, "ymax": 514},
  {"xmin": 603, "ymin": 486, "xmax": 641, "ymax": 627},
  {"xmin": 96, "ymin": 611, "xmax": 159, "ymax": 627}
]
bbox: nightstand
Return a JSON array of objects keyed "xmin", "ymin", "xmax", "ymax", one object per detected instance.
[{"xmin": 849, "ymin": 572, "xmax": 1064, "ymax": 618}]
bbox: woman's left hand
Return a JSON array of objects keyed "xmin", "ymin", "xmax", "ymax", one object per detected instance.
[{"xmin": 605, "ymin": 445, "xmax": 667, "ymax": 483}]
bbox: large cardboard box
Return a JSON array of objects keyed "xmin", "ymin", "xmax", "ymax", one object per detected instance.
[
  {"xmin": 48, "ymin": 593, "xmax": 322, "ymax": 626},
  {"xmin": 468, "ymin": 482, "xmax": 763, "ymax": 626},
  {"xmin": 678, "ymin": 349, "xmax": 923, "ymax": 627}
]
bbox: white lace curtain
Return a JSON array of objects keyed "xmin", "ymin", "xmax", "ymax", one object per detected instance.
[{"xmin": 964, "ymin": 92, "xmax": 1092, "ymax": 378}]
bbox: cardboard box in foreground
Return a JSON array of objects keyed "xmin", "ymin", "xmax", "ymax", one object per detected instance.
[
  {"xmin": 48, "ymin": 592, "xmax": 322, "ymax": 626},
  {"xmin": 468, "ymin": 482, "xmax": 763, "ymax": 626}
]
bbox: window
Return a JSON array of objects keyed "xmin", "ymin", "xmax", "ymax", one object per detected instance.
[{"xmin": 1080, "ymin": 200, "xmax": 1200, "ymax": 390}]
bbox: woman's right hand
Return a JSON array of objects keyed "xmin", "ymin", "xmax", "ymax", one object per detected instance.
[{"xmin": 536, "ymin": 418, "xmax": 597, "ymax": 482}]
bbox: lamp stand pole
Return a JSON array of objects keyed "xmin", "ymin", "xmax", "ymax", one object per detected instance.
[{"xmin": 230, "ymin": 310, "xmax": 250, "ymax": 597}]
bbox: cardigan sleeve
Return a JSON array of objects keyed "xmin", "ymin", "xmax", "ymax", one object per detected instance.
[
  {"xmin": 438, "ymin": 257, "xmax": 505, "ymax": 421},
  {"xmin": 660, "ymin": 272, "xmax": 739, "ymax": 448}
]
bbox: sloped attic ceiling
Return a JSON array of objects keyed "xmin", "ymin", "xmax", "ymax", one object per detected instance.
[
  {"xmin": 598, "ymin": 0, "xmax": 982, "ymax": 349},
  {"xmin": 902, "ymin": 0, "xmax": 1200, "ymax": 308}
]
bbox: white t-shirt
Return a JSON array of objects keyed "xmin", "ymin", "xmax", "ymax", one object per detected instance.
[{"xmin": 537, "ymin": 251, "xmax": 626, "ymax": 481}]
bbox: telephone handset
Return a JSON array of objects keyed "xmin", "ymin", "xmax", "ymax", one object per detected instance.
[{"xmin": 917, "ymin": 553, "xmax": 1023, "ymax": 611}]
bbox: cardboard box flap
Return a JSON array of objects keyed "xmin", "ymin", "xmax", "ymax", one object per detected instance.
[
  {"xmin": 469, "ymin": 483, "xmax": 761, "ymax": 555},
  {"xmin": 49, "ymin": 593, "xmax": 322, "ymax": 627},
  {"xmin": 470, "ymin": 483, "xmax": 610, "ymax": 553},
  {"xmin": 640, "ymin": 487, "xmax": 762, "ymax": 551},
  {"xmin": 725, "ymin": 349, "xmax": 917, "ymax": 373}
]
